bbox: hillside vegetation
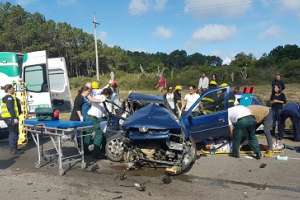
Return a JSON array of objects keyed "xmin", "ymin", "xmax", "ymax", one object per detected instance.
[{"xmin": 1, "ymin": 2, "xmax": 300, "ymax": 88}]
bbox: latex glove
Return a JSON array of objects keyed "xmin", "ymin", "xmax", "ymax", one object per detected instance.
[
  {"xmin": 79, "ymin": 116, "xmax": 84, "ymax": 122},
  {"xmin": 13, "ymin": 119, "xmax": 18, "ymax": 124}
]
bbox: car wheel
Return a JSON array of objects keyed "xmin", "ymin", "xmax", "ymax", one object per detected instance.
[{"xmin": 105, "ymin": 133, "xmax": 127, "ymax": 162}]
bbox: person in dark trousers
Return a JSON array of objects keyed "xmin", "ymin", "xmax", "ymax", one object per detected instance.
[
  {"xmin": 228, "ymin": 105, "xmax": 261, "ymax": 159},
  {"xmin": 1, "ymin": 84, "xmax": 22, "ymax": 155},
  {"xmin": 70, "ymin": 86, "xmax": 91, "ymax": 121},
  {"xmin": 278, "ymin": 102, "xmax": 300, "ymax": 141},
  {"xmin": 248, "ymin": 105, "xmax": 273, "ymax": 157},
  {"xmin": 174, "ymin": 85, "xmax": 182, "ymax": 116},
  {"xmin": 272, "ymin": 73, "xmax": 285, "ymax": 93},
  {"xmin": 270, "ymin": 84, "xmax": 286, "ymax": 136}
]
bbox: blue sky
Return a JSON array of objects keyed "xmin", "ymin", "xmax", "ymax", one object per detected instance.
[{"xmin": 4, "ymin": 0, "xmax": 300, "ymax": 63}]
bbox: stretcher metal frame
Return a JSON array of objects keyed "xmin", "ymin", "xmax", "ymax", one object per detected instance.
[{"xmin": 24, "ymin": 123, "xmax": 93, "ymax": 175}]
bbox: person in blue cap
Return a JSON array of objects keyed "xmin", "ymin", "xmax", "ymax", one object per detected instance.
[{"xmin": 278, "ymin": 102, "xmax": 300, "ymax": 141}]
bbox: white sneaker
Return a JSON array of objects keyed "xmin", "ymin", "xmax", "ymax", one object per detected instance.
[{"xmin": 273, "ymin": 142, "xmax": 284, "ymax": 150}]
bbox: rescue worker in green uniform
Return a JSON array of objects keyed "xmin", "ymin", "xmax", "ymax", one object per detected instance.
[
  {"xmin": 228, "ymin": 105, "xmax": 261, "ymax": 159},
  {"xmin": 1, "ymin": 84, "xmax": 22, "ymax": 155},
  {"xmin": 86, "ymin": 83, "xmax": 112, "ymax": 158}
]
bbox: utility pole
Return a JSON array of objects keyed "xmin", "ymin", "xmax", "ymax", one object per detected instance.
[{"xmin": 92, "ymin": 16, "xmax": 100, "ymax": 81}]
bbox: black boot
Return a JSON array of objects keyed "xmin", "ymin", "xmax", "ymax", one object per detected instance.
[{"xmin": 254, "ymin": 153, "xmax": 261, "ymax": 160}]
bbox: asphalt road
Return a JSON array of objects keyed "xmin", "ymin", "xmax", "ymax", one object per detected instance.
[{"xmin": 1, "ymin": 137, "xmax": 300, "ymax": 200}]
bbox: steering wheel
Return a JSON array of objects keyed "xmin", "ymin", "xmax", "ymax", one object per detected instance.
[{"xmin": 103, "ymin": 100, "xmax": 128, "ymax": 120}]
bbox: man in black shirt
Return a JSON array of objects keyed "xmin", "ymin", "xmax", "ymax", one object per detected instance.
[{"xmin": 271, "ymin": 73, "xmax": 285, "ymax": 93}]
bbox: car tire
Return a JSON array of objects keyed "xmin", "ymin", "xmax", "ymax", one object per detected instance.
[{"xmin": 105, "ymin": 133, "xmax": 127, "ymax": 162}]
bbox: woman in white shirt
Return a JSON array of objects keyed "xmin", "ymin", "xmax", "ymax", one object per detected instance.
[{"xmin": 181, "ymin": 85, "xmax": 200, "ymax": 114}]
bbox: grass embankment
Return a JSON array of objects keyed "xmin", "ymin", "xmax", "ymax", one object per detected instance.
[
  {"xmin": 67, "ymin": 75, "xmax": 299, "ymax": 127},
  {"xmin": 70, "ymin": 72, "xmax": 300, "ymax": 103}
]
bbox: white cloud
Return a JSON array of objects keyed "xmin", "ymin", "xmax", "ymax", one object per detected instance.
[
  {"xmin": 280, "ymin": 0, "xmax": 300, "ymax": 17},
  {"xmin": 222, "ymin": 57, "xmax": 232, "ymax": 65},
  {"xmin": 192, "ymin": 24, "xmax": 237, "ymax": 42},
  {"xmin": 128, "ymin": 0, "xmax": 167, "ymax": 15},
  {"xmin": 129, "ymin": 0, "xmax": 149, "ymax": 15},
  {"xmin": 260, "ymin": 0, "xmax": 273, "ymax": 7},
  {"xmin": 98, "ymin": 31, "xmax": 108, "ymax": 41},
  {"xmin": 259, "ymin": 25, "xmax": 282, "ymax": 39},
  {"xmin": 57, "ymin": 0, "xmax": 78, "ymax": 6},
  {"xmin": 153, "ymin": 26, "xmax": 173, "ymax": 39},
  {"xmin": 154, "ymin": 0, "xmax": 168, "ymax": 11},
  {"xmin": 184, "ymin": 0, "xmax": 252, "ymax": 17},
  {"xmin": 16, "ymin": 0, "xmax": 37, "ymax": 6}
]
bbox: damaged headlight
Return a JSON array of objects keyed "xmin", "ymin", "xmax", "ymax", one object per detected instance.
[{"xmin": 139, "ymin": 127, "xmax": 148, "ymax": 133}]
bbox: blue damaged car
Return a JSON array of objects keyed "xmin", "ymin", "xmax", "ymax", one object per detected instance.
[{"xmin": 103, "ymin": 87, "xmax": 261, "ymax": 174}]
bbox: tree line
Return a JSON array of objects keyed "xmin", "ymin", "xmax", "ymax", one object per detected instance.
[{"xmin": 1, "ymin": 2, "xmax": 300, "ymax": 83}]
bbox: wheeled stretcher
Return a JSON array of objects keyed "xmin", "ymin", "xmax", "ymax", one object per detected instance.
[{"xmin": 24, "ymin": 119, "xmax": 93, "ymax": 175}]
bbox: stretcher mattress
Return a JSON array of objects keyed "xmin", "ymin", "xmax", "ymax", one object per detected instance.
[{"xmin": 24, "ymin": 119, "xmax": 93, "ymax": 129}]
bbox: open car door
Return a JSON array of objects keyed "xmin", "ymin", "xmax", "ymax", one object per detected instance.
[
  {"xmin": 181, "ymin": 87, "xmax": 230, "ymax": 143},
  {"xmin": 22, "ymin": 51, "xmax": 52, "ymax": 113},
  {"xmin": 47, "ymin": 57, "xmax": 72, "ymax": 112}
]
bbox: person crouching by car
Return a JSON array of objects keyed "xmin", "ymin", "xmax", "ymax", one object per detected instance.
[
  {"xmin": 228, "ymin": 105, "xmax": 261, "ymax": 159},
  {"xmin": 278, "ymin": 102, "xmax": 300, "ymax": 142},
  {"xmin": 248, "ymin": 105, "xmax": 274, "ymax": 157},
  {"xmin": 1, "ymin": 84, "xmax": 22, "ymax": 155}
]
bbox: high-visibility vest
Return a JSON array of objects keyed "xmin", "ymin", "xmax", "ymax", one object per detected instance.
[{"xmin": 1, "ymin": 95, "xmax": 19, "ymax": 118}]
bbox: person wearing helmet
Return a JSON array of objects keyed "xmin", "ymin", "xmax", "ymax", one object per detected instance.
[
  {"xmin": 201, "ymin": 81, "xmax": 218, "ymax": 113},
  {"xmin": 174, "ymin": 85, "xmax": 182, "ymax": 116},
  {"xmin": 220, "ymin": 83, "xmax": 229, "ymax": 88},
  {"xmin": 211, "ymin": 74, "xmax": 218, "ymax": 85},
  {"xmin": 209, "ymin": 80, "xmax": 218, "ymax": 87},
  {"xmin": 86, "ymin": 82, "xmax": 111, "ymax": 158}
]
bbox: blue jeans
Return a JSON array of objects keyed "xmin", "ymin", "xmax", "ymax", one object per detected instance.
[
  {"xmin": 5, "ymin": 119, "xmax": 19, "ymax": 151},
  {"xmin": 263, "ymin": 111, "xmax": 273, "ymax": 150}
]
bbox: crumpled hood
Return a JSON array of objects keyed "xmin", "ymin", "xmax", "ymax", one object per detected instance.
[{"xmin": 122, "ymin": 103, "xmax": 180, "ymax": 130}]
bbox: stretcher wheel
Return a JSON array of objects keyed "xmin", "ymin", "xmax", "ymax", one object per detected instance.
[{"xmin": 35, "ymin": 162, "xmax": 41, "ymax": 168}]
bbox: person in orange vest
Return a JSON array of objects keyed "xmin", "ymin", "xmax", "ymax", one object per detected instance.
[{"xmin": 1, "ymin": 84, "xmax": 22, "ymax": 155}]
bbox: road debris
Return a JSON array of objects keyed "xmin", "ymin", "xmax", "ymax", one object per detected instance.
[
  {"xmin": 161, "ymin": 175, "xmax": 172, "ymax": 184},
  {"xmin": 259, "ymin": 163, "xmax": 267, "ymax": 168},
  {"xmin": 119, "ymin": 173, "xmax": 127, "ymax": 181},
  {"xmin": 112, "ymin": 195, "xmax": 122, "ymax": 199},
  {"xmin": 134, "ymin": 183, "xmax": 146, "ymax": 191}
]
